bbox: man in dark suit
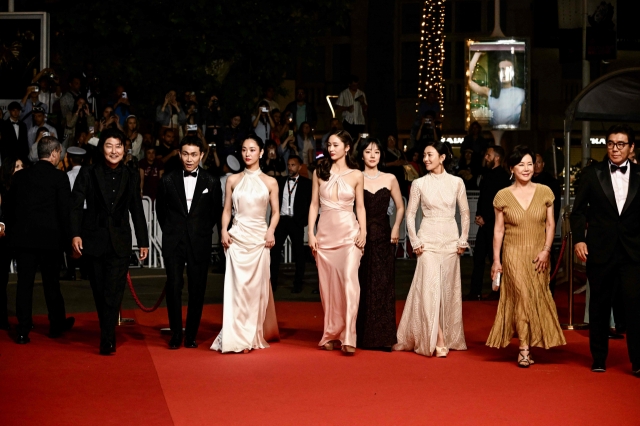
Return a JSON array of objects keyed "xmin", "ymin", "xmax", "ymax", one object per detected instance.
[
  {"xmin": 6, "ymin": 136, "xmax": 74, "ymax": 343},
  {"xmin": 0, "ymin": 101, "xmax": 29, "ymax": 162},
  {"xmin": 571, "ymin": 124, "xmax": 640, "ymax": 376},
  {"xmin": 465, "ymin": 145, "xmax": 510, "ymax": 301},
  {"xmin": 71, "ymin": 128, "xmax": 149, "ymax": 355},
  {"xmin": 270, "ymin": 155, "xmax": 312, "ymax": 293},
  {"xmin": 532, "ymin": 153, "xmax": 562, "ymax": 295},
  {"xmin": 156, "ymin": 136, "xmax": 222, "ymax": 349}
]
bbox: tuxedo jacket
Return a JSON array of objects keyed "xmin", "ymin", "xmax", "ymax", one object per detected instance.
[
  {"xmin": 570, "ymin": 161, "xmax": 640, "ymax": 264},
  {"xmin": 155, "ymin": 169, "xmax": 222, "ymax": 263},
  {"xmin": 6, "ymin": 161, "xmax": 71, "ymax": 251},
  {"xmin": 0, "ymin": 119, "xmax": 29, "ymax": 162},
  {"xmin": 70, "ymin": 162, "xmax": 149, "ymax": 258},
  {"xmin": 277, "ymin": 175, "xmax": 312, "ymax": 228}
]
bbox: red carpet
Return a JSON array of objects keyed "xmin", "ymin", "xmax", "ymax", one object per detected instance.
[{"xmin": 1, "ymin": 297, "xmax": 639, "ymax": 426}]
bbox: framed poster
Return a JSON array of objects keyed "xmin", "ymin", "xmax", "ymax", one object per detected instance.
[
  {"xmin": 466, "ymin": 38, "xmax": 530, "ymax": 130},
  {"xmin": 0, "ymin": 12, "xmax": 49, "ymax": 114}
]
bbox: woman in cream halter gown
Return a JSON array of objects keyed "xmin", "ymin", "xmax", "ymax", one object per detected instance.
[{"xmin": 211, "ymin": 135, "xmax": 280, "ymax": 353}]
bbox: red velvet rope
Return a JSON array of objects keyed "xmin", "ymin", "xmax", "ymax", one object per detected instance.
[
  {"xmin": 126, "ymin": 272, "xmax": 166, "ymax": 313},
  {"xmin": 549, "ymin": 234, "xmax": 568, "ymax": 281}
]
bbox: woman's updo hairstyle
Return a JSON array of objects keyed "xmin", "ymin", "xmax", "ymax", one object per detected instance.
[
  {"xmin": 507, "ymin": 145, "xmax": 535, "ymax": 169},
  {"xmin": 357, "ymin": 137, "xmax": 386, "ymax": 170},
  {"xmin": 243, "ymin": 133, "xmax": 264, "ymax": 151},
  {"xmin": 316, "ymin": 130, "xmax": 358, "ymax": 181},
  {"xmin": 425, "ymin": 140, "xmax": 452, "ymax": 171}
]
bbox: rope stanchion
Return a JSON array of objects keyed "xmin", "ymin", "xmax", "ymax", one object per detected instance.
[
  {"xmin": 126, "ymin": 272, "xmax": 166, "ymax": 313},
  {"xmin": 549, "ymin": 233, "xmax": 568, "ymax": 282},
  {"xmin": 560, "ymin": 230, "xmax": 588, "ymax": 330}
]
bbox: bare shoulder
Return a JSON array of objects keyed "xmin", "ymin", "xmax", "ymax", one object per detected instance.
[
  {"xmin": 260, "ymin": 173, "xmax": 278, "ymax": 190},
  {"xmin": 382, "ymin": 172, "xmax": 398, "ymax": 185},
  {"xmin": 227, "ymin": 173, "xmax": 242, "ymax": 189}
]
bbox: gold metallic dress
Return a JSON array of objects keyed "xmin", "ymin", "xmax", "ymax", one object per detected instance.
[{"xmin": 486, "ymin": 185, "xmax": 566, "ymax": 349}]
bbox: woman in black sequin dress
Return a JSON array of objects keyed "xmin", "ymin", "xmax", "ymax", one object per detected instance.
[{"xmin": 356, "ymin": 138, "xmax": 405, "ymax": 350}]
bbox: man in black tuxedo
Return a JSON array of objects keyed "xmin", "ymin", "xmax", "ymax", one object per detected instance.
[
  {"xmin": 71, "ymin": 128, "xmax": 149, "ymax": 355},
  {"xmin": 532, "ymin": 153, "xmax": 562, "ymax": 295},
  {"xmin": 465, "ymin": 145, "xmax": 510, "ymax": 301},
  {"xmin": 0, "ymin": 101, "xmax": 29, "ymax": 162},
  {"xmin": 156, "ymin": 136, "xmax": 222, "ymax": 349},
  {"xmin": 270, "ymin": 155, "xmax": 312, "ymax": 293},
  {"xmin": 6, "ymin": 136, "xmax": 74, "ymax": 343},
  {"xmin": 571, "ymin": 124, "xmax": 640, "ymax": 376}
]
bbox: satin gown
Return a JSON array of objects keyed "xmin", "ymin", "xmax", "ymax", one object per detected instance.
[
  {"xmin": 211, "ymin": 168, "xmax": 279, "ymax": 353},
  {"xmin": 316, "ymin": 169, "xmax": 363, "ymax": 348},
  {"xmin": 395, "ymin": 172, "xmax": 470, "ymax": 356}
]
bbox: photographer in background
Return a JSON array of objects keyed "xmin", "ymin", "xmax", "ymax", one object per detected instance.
[
  {"xmin": 27, "ymin": 107, "xmax": 57, "ymax": 160},
  {"xmin": 155, "ymin": 128, "xmax": 181, "ymax": 174},
  {"xmin": 19, "ymin": 86, "xmax": 48, "ymax": 132},
  {"xmin": 65, "ymin": 97, "xmax": 96, "ymax": 147},
  {"xmin": 60, "ymin": 76, "xmax": 83, "ymax": 130},
  {"xmin": 203, "ymin": 94, "xmax": 223, "ymax": 144},
  {"xmin": 252, "ymin": 101, "xmax": 275, "ymax": 143},
  {"xmin": 98, "ymin": 106, "xmax": 120, "ymax": 133},
  {"xmin": 124, "ymin": 115, "xmax": 143, "ymax": 159},
  {"xmin": 336, "ymin": 76, "xmax": 367, "ymax": 140},
  {"xmin": 156, "ymin": 90, "xmax": 186, "ymax": 135},
  {"xmin": 284, "ymin": 88, "xmax": 317, "ymax": 130},
  {"xmin": 415, "ymin": 110, "xmax": 441, "ymax": 153},
  {"xmin": 110, "ymin": 86, "xmax": 133, "ymax": 127},
  {"xmin": 33, "ymin": 68, "xmax": 62, "ymax": 114},
  {"xmin": 261, "ymin": 139, "xmax": 285, "ymax": 177}
]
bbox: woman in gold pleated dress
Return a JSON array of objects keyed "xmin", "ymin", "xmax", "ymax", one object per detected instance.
[{"xmin": 488, "ymin": 145, "xmax": 566, "ymax": 368}]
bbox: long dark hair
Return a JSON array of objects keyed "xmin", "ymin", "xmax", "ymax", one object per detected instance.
[
  {"xmin": 489, "ymin": 54, "xmax": 520, "ymax": 99},
  {"xmin": 1, "ymin": 157, "xmax": 21, "ymax": 191},
  {"xmin": 316, "ymin": 130, "xmax": 358, "ymax": 181},
  {"xmin": 357, "ymin": 137, "xmax": 386, "ymax": 170}
]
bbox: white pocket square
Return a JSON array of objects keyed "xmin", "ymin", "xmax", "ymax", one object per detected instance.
[{"xmin": 202, "ymin": 188, "xmax": 209, "ymax": 194}]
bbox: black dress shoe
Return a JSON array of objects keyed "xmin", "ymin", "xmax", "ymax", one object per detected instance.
[
  {"xmin": 169, "ymin": 332, "xmax": 183, "ymax": 349},
  {"xmin": 184, "ymin": 338, "xmax": 198, "ymax": 348},
  {"xmin": 99, "ymin": 340, "xmax": 114, "ymax": 355},
  {"xmin": 591, "ymin": 362, "xmax": 606, "ymax": 373},
  {"xmin": 15, "ymin": 334, "xmax": 30, "ymax": 344},
  {"xmin": 608, "ymin": 331, "xmax": 624, "ymax": 340}
]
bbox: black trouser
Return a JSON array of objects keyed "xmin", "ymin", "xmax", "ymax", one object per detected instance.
[
  {"xmin": 342, "ymin": 121, "xmax": 365, "ymax": 141},
  {"xmin": 587, "ymin": 250, "xmax": 640, "ymax": 369},
  {"xmin": 87, "ymin": 251, "xmax": 130, "ymax": 343},
  {"xmin": 270, "ymin": 216, "xmax": 306, "ymax": 292},
  {"xmin": 15, "ymin": 248, "xmax": 67, "ymax": 335},
  {"xmin": 164, "ymin": 236, "xmax": 209, "ymax": 339},
  {"xmin": 0, "ymin": 239, "xmax": 13, "ymax": 326},
  {"xmin": 469, "ymin": 224, "xmax": 494, "ymax": 297}
]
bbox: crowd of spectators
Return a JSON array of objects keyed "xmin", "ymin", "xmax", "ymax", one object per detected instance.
[{"xmin": 0, "ymin": 67, "xmax": 507, "ymax": 209}]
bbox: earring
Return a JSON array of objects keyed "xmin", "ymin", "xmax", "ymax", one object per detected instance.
[
  {"xmin": 260, "ymin": 154, "xmax": 263, "ymax": 159},
  {"xmin": 510, "ymin": 172, "xmax": 513, "ymax": 180}
]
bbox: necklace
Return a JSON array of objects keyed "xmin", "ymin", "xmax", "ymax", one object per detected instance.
[{"xmin": 364, "ymin": 171, "xmax": 381, "ymax": 180}]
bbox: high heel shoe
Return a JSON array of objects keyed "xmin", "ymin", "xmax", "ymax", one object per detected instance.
[
  {"xmin": 435, "ymin": 346, "xmax": 449, "ymax": 358},
  {"xmin": 518, "ymin": 347, "xmax": 531, "ymax": 368},
  {"xmin": 322, "ymin": 341, "xmax": 334, "ymax": 351},
  {"xmin": 341, "ymin": 345, "xmax": 356, "ymax": 356}
]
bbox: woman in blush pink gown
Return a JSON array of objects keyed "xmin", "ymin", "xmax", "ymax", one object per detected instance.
[{"xmin": 308, "ymin": 130, "xmax": 367, "ymax": 355}]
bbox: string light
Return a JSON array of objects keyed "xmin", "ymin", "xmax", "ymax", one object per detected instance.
[{"xmin": 416, "ymin": 0, "xmax": 446, "ymax": 116}]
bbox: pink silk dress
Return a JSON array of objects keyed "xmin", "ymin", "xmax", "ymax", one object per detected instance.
[{"xmin": 316, "ymin": 169, "xmax": 363, "ymax": 348}]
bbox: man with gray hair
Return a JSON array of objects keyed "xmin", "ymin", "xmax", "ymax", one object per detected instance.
[{"xmin": 6, "ymin": 136, "xmax": 74, "ymax": 344}]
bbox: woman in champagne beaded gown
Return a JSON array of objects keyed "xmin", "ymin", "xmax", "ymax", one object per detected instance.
[
  {"xmin": 394, "ymin": 141, "xmax": 470, "ymax": 358},
  {"xmin": 356, "ymin": 138, "xmax": 405, "ymax": 350},
  {"xmin": 211, "ymin": 135, "xmax": 280, "ymax": 353},
  {"xmin": 308, "ymin": 130, "xmax": 366, "ymax": 355}
]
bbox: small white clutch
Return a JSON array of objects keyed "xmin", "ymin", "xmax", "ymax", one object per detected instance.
[{"xmin": 492, "ymin": 272, "xmax": 502, "ymax": 292}]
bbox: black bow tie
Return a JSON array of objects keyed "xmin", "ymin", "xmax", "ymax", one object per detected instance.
[
  {"xmin": 12, "ymin": 122, "xmax": 19, "ymax": 126},
  {"xmin": 184, "ymin": 170, "xmax": 198, "ymax": 178},
  {"xmin": 288, "ymin": 177, "xmax": 298, "ymax": 181},
  {"xmin": 610, "ymin": 164, "xmax": 628, "ymax": 174}
]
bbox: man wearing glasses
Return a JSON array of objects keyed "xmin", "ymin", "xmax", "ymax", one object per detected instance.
[{"xmin": 571, "ymin": 124, "xmax": 640, "ymax": 377}]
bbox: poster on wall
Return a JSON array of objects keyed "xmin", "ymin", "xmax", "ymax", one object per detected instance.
[
  {"xmin": 0, "ymin": 12, "xmax": 49, "ymax": 115},
  {"xmin": 466, "ymin": 38, "xmax": 529, "ymax": 131}
]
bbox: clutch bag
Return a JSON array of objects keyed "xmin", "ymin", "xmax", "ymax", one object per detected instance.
[{"xmin": 492, "ymin": 272, "xmax": 502, "ymax": 292}]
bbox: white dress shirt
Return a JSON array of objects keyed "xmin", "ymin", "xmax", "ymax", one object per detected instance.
[
  {"xmin": 9, "ymin": 119, "xmax": 20, "ymax": 139},
  {"xmin": 282, "ymin": 175, "xmax": 299, "ymax": 216},
  {"xmin": 184, "ymin": 168, "xmax": 199, "ymax": 212},
  {"xmin": 609, "ymin": 160, "xmax": 630, "ymax": 215}
]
